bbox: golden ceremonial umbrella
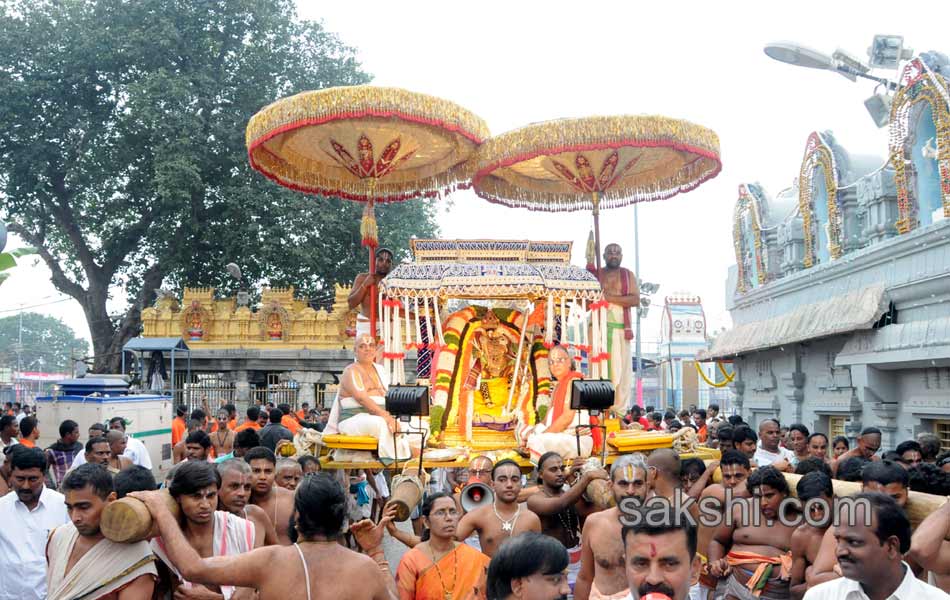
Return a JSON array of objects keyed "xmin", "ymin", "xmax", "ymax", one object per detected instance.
[
  {"xmin": 472, "ymin": 116, "xmax": 721, "ymax": 269},
  {"xmin": 246, "ymin": 85, "xmax": 489, "ymax": 335}
]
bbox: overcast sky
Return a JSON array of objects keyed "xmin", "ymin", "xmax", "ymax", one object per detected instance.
[{"xmin": 2, "ymin": 0, "xmax": 945, "ymax": 356}]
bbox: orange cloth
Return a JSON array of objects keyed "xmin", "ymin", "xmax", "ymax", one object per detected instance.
[
  {"xmin": 548, "ymin": 371, "xmax": 584, "ymax": 427},
  {"xmin": 18, "ymin": 438, "xmax": 35, "ymax": 448},
  {"xmin": 725, "ymin": 550, "xmax": 792, "ymax": 597},
  {"xmin": 233, "ymin": 421, "xmax": 261, "ymax": 433},
  {"xmin": 697, "ymin": 424, "xmax": 708, "ymax": 443},
  {"xmin": 171, "ymin": 417, "xmax": 186, "ymax": 446},
  {"xmin": 396, "ymin": 543, "xmax": 489, "ymax": 600},
  {"xmin": 227, "ymin": 419, "xmax": 237, "ymax": 430},
  {"xmin": 281, "ymin": 414, "xmax": 301, "ymax": 435},
  {"xmin": 295, "ymin": 410, "xmax": 306, "ymax": 421}
]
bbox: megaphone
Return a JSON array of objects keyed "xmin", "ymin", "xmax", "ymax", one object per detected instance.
[{"xmin": 460, "ymin": 482, "xmax": 494, "ymax": 513}]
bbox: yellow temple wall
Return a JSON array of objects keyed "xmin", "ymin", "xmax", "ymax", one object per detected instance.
[{"xmin": 141, "ymin": 285, "xmax": 355, "ymax": 350}]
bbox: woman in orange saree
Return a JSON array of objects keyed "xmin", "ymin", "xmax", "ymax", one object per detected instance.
[{"xmin": 395, "ymin": 493, "xmax": 490, "ymax": 600}]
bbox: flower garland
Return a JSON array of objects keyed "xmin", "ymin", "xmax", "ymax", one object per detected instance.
[
  {"xmin": 798, "ymin": 132, "xmax": 841, "ymax": 268},
  {"xmin": 695, "ymin": 361, "xmax": 735, "ymax": 388},
  {"xmin": 733, "ymin": 184, "xmax": 769, "ymax": 294}
]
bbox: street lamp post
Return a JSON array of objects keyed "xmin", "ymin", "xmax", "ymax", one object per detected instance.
[
  {"xmin": 763, "ymin": 37, "xmax": 911, "ymax": 128},
  {"xmin": 634, "ymin": 203, "xmax": 642, "ymax": 410}
]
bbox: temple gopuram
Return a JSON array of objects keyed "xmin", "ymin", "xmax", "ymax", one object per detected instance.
[
  {"xmin": 140, "ymin": 284, "xmax": 362, "ymax": 408},
  {"xmin": 701, "ymin": 53, "xmax": 950, "ymax": 451}
]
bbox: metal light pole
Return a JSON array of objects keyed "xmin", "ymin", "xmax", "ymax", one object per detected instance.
[
  {"xmin": 634, "ymin": 203, "xmax": 642, "ymax": 410},
  {"xmin": 17, "ymin": 310, "xmax": 23, "ymax": 374}
]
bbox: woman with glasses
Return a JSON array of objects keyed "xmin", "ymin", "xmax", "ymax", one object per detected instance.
[{"xmin": 394, "ymin": 492, "xmax": 491, "ymax": 600}]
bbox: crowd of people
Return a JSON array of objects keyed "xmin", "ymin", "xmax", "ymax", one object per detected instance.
[{"xmin": 0, "ymin": 393, "xmax": 948, "ymax": 600}]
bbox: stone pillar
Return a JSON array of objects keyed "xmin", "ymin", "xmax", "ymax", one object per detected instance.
[
  {"xmin": 233, "ymin": 370, "xmax": 250, "ymax": 404},
  {"xmin": 298, "ymin": 382, "xmax": 316, "ymax": 408},
  {"xmin": 781, "ymin": 371, "xmax": 805, "ymax": 424},
  {"xmin": 871, "ymin": 402, "xmax": 900, "ymax": 450},
  {"xmin": 289, "ymin": 371, "xmax": 334, "ymax": 410},
  {"xmin": 733, "ymin": 376, "xmax": 745, "ymax": 421}
]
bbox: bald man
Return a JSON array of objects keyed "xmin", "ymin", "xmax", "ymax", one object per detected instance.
[
  {"xmin": 105, "ymin": 430, "xmax": 133, "ymax": 474},
  {"xmin": 831, "ymin": 427, "xmax": 881, "ymax": 477}
]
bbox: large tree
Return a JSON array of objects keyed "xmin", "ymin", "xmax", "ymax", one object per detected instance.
[
  {"xmin": 0, "ymin": 0, "xmax": 439, "ymax": 372},
  {"xmin": 0, "ymin": 312, "xmax": 89, "ymax": 373}
]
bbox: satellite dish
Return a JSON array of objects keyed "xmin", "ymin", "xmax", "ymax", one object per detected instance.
[
  {"xmin": 764, "ymin": 42, "xmax": 835, "ymax": 70},
  {"xmin": 0, "ymin": 221, "xmax": 7, "ymax": 253}
]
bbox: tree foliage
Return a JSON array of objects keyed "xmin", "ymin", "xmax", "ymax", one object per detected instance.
[
  {"xmin": 0, "ymin": 0, "xmax": 439, "ymax": 371},
  {"xmin": 0, "ymin": 312, "xmax": 89, "ymax": 372}
]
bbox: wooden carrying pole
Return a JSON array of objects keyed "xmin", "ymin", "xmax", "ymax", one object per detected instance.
[{"xmin": 705, "ymin": 461, "xmax": 946, "ymax": 528}]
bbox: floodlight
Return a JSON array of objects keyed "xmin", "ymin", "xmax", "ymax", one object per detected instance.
[
  {"xmin": 640, "ymin": 281, "xmax": 660, "ymax": 295},
  {"xmin": 868, "ymin": 35, "xmax": 913, "ymax": 70},
  {"xmin": 570, "ymin": 379, "xmax": 614, "ymax": 412},
  {"xmin": 640, "ymin": 296, "xmax": 652, "ymax": 308},
  {"xmin": 638, "ymin": 306, "xmax": 650, "ymax": 318},
  {"xmin": 764, "ymin": 42, "xmax": 835, "ymax": 70},
  {"xmin": 864, "ymin": 93, "xmax": 893, "ymax": 128},
  {"xmin": 385, "ymin": 385, "xmax": 430, "ymax": 419}
]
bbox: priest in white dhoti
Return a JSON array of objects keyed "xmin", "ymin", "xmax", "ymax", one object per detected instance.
[
  {"xmin": 521, "ymin": 345, "xmax": 593, "ymax": 461},
  {"xmin": 47, "ymin": 463, "xmax": 157, "ymax": 600},
  {"xmin": 325, "ymin": 333, "xmax": 411, "ymax": 463}
]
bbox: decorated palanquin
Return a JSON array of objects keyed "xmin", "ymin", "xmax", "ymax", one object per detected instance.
[
  {"xmin": 379, "ymin": 239, "xmax": 605, "ymax": 451},
  {"xmin": 433, "ymin": 304, "xmax": 550, "ymax": 449}
]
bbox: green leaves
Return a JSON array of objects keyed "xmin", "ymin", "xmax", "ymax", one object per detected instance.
[
  {"xmin": 0, "ymin": 0, "xmax": 438, "ymax": 369},
  {"xmin": 0, "ymin": 312, "xmax": 89, "ymax": 372},
  {"xmin": 0, "ymin": 247, "xmax": 37, "ymax": 277}
]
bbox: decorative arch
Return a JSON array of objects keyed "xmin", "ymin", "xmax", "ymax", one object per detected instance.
[
  {"xmin": 733, "ymin": 184, "xmax": 769, "ymax": 294},
  {"xmin": 798, "ymin": 132, "xmax": 843, "ymax": 267},
  {"xmin": 889, "ymin": 57, "xmax": 950, "ymax": 233}
]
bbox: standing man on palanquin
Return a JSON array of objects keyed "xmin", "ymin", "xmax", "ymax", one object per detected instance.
[
  {"xmin": 596, "ymin": 243, "xmax": 639, "ymax": 417},
  {"xmin": 348, "ymin": 247, "xmax": 394, "ymax": 338}
]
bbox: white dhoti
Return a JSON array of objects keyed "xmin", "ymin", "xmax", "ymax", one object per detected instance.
[
  {"xmin": 47, "ymin": 523, "xmax": 157, "ymax": 600},
  {"xmin": 326, "ymin": 362, "xmax": 426, "ymax": 463},
  {"xmin": 605, "ymin": 304, "xmax": 631, "ymax": 414},
  {"xmin": 526, "ymin": 428, "xmax": 594, "ymax": 462},
  {"xmin": 337, "ymin": 411, "xmax": 412, "ymax": 462}
]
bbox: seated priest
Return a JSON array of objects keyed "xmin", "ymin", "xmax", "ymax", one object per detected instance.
[
  {"xmin": 521, "ymin": 345, "xmax": 593, "ymax": 461},
  {"xmin": 325, "ymin": 333, "xmax": 412, "ymax": 462}
]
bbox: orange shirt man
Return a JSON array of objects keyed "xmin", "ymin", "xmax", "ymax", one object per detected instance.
[
  {"xmin": 234, "ymin": 406, "xmax": 263, "ymax": 433},
  {"xmin": 280, "ymin": 413, "xmax": 301, "ymax": 436},
  {"xmin": 171, "ymin": 408, "xmax": 187, "ymax": 446}
]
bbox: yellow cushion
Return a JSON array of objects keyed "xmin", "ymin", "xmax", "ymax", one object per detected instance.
[{"xmin": 321, "ymin": 434, "xmax": 378, "ymax": 450}]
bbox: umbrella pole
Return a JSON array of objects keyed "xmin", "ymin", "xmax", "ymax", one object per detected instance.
[
  {"xmin": 368, "ymin": 250, "xmax": 377, "ymax": 340},
  {"xmin": 592, "ymin": 192, "xmax": 602, "ymax": 272}
]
